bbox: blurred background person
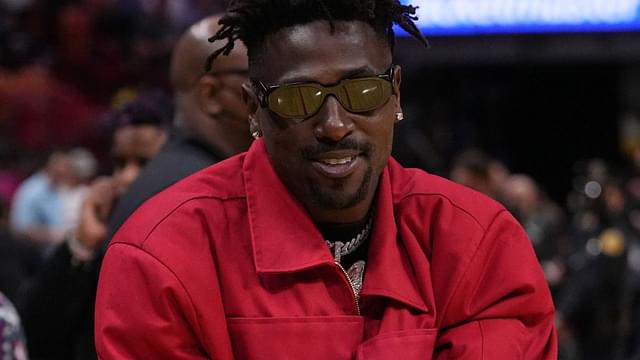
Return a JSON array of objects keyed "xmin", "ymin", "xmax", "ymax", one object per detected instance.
[
  {"xmin": 449, "ymin": 148, "xmax": 510, "ymax": 204},
  {"xmin": 503, "ymin": 174, "xmax": 567, "ymax": 293},
  {"xmin": 554, "ymin": 160, "xmax": 640, "ymax": 360},
  {"xmin": 0, "ymin": 191, "xmax": 40, "ymax": 305},
  {"xmin": 9, "ymin": 150, "xmax": 74, "ymax": 255},
  {"xmin": 17, "ymin": 95, "xmax": 169, "ymax": 360},
  {"xmin": 58, "ymin": 147, "xmax": 98, "ymax": 234},
  {"xmin": 106, "ymin": 13, "xmax": 251, "ymax": 238},
  {"xmin": 1, "ymin": 147, "xmax": 97, "ymax": 307},
  {"xmin": 0, "ymin": 291, "xmax": 28, "ymax": 360}
]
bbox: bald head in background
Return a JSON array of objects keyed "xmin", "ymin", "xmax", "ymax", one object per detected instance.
[
  {"xmin": 170, "ymin": 15, "xmax": 251, "ymax": 156},
  {"xmin": 105, "ymin": 15, "xmax": 251, "ymax": 239}
]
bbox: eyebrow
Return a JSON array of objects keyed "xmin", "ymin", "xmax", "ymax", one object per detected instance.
[
  {"xmin": 341, "ymin": 66, "xmax": 378, "ymax": 79},
  {"xmin": 274, "ymin": 65, "xmax": 380, "ymax": 86}
]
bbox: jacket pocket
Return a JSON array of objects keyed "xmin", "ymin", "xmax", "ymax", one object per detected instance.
[
  {"xmin": 227, "ymin": 316, "xmax": 364, "ymax": 360},
  {"xmin": 356, "ymin": 328, "xmax": 438, "ymax": 360}
]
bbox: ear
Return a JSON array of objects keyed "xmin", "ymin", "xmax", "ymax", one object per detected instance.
[
  {"xmin": 197, "ymin": 75, "xmax": 223, "ymax": 116},
  {"xmin": 242, "ymin": 82, "xmax": 261, "ymax": 134}
]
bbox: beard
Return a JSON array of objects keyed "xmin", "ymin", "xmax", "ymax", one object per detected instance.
[{"xmin": 308, "ymin": 164, "xmax": 373, "ymax": 209}]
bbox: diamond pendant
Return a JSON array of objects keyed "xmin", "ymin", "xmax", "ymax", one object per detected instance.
[
  {"xmin": 346, "ymin": 260, "xmax": 366, "ymax": 297},
  {"xmin": 333, "ymin": 241, "xmax": 344, "ymax": 263}
]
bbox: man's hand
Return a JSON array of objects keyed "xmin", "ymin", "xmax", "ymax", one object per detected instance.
[{"xmin": 75, "ymin": 177, "xmax": 118, "ymax": 251}]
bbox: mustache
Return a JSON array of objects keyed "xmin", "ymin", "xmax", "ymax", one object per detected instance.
[{"xmin": 301, "ymin": 138, "xmax": 372, "ymax": 159}]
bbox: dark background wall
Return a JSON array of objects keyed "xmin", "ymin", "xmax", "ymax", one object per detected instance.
[{"xmin": 394, "ymin": 32, "xmax": 635, "ymax": 205}]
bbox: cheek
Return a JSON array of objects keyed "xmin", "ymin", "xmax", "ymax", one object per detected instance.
[
  {"xmin": 374, "ymin": 134, "xmax": 394, "ymax": 173},
  {"xmin": 368, "ymin": 117, "xmax": 395, "ymax": 163},
  {"xmin": 382, "ymin": 124, "xmax": 394, "ymax": 152},
  {"xmin": 260, "ymin": 115, "xmax": 302, "ymax": 152},
  {"xmin": 264, "ymin": 130, "xmax": 299, "ymax": 169},
  {"xmin": 221, "ymin": 90, "xmax": 248, "ymax": 117}
]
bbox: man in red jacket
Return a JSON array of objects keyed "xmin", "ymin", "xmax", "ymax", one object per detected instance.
[{"xmin": 95, "ymin": 0, "xmax": 557, "ymax": 358}]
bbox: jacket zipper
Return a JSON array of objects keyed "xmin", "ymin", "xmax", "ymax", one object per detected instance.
[{"xmin": 335, "ymin": 262, "xmax": 361, "ymax": 315}]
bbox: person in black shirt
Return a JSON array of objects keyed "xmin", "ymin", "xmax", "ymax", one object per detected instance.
[{"xmin": 106, "ymin": 14, "xmax": 252, "ymax": 239}]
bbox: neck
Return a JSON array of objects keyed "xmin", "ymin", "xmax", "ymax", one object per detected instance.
[
  {"xmin": 175, "ymin": 112, "xmax": 251, "ymax": 158},
  {"xmin": 306, "ymin": 180, "xmax": 378, "ymax": 224},
  {"xmin": 316, "ymin": 212, "xmax": 371, "ymax": 242}
]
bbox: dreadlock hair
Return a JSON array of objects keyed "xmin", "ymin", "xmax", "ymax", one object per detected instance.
[{"xmin": 205, "ymin": 0, "xmax": 428, "ymax": 72}]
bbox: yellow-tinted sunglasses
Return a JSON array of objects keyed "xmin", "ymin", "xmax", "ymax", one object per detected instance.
[{"xmin": 253, "ymin": 66, "xmax": 396, "ymax": 123}]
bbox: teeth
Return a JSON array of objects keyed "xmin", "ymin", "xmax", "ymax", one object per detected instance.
[{"xmin": 320, "ymin": 157, "xmax": 353, "ymax": 165}]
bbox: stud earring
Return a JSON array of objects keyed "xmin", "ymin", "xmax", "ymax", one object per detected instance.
[
  {"xmin": 395, "ymin": 112, "xmax": 404, "ymax": 122},
  {"xmin": 251, "ymin": 130, "xmax": 262, "ymax": 139}
]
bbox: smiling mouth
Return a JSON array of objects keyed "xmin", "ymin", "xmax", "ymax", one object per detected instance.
[
  {"xmin": 311, "ymin": 154, "xmax": 361, "ymax": 178},
  {"xmin": 319, "ymin": 157, "xmax": 354, "ymax": 165}
]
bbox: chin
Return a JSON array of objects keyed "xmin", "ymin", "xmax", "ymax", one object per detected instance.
[
  {"xmin": 314, "ymin": 190, "xmax": 363, "ymax": 210},
  {"xmin": 310, "ymin": 167, "xmax": 373, "ymax": 210}
]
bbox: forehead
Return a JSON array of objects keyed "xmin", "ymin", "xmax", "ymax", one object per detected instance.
[
  {"xmin": 113, "ymin": 125, "xmax": 164, "ymax": 157},
  {"xmin": 256, "ymin": 20, "xmax": 392, "ymax": 85},
  {"xmin": 211, "ymin": 42, "xmax": 248, "ymax": 72}
]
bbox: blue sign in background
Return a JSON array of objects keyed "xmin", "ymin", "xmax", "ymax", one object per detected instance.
[{"xmin": 398, "ymin": 0, "xmax": 640, "ymax": 35}]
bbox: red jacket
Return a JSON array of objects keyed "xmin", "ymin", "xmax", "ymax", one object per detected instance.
[{"xmin": 96, "ymin": 140, "xmax": 557, "ymax": 359}]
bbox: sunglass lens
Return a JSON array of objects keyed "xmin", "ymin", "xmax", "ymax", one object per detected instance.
[
  {"xmin": 343, "ymin": 79, "xmax": 391, "ymax": 112},
  {"xmin": 269, "ymin": 85, "xmax": 324, "ymax": 118}
]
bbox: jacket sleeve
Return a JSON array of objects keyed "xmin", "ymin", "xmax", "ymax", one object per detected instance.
[
  {"xmin": 435, "ymin": 210, "xmax": 557, "ymax": 359},
  {"xmin": 95, "ymin": 243, "xmax": 213, "ymax": 360}
]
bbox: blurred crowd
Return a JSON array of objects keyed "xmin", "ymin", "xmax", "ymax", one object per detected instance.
[
  {"xmin": 0, "ymin": 0, "xmax": 638, "ymax": 359},
  {"xmin": 0, "ymin": 0, "xmax": 225, "ymax": 172},
  {"xmin": 0, "ymin": 1, "xmax": 224, "ymax": 359},
  {"xmin": 450, "ymin": 149, "xmax": 640, "ymax": 360}
]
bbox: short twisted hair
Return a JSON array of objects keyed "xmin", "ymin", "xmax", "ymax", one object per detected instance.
[{"xmin": 206, "ymin": 0, "xmax": 428, "ymax": 72}]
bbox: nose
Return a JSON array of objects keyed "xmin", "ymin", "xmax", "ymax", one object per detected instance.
[{"xmin": 313, "ymin": 96, "xmax": 354, "ymax": 142}]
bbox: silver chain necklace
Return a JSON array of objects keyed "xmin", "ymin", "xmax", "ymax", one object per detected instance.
[{"xmin": 325, "ymin": 216, "xmax": 373, "ymax": 263}]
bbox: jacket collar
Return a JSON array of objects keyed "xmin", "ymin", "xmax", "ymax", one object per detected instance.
[
  {"xmin": 359, "ymin": 160, "xmax": 430, "ymax": 312},
  {"xmin": 243, "ymin": 140, "xmax": 334, "ymax": 273},
  {"xmin": 243, "ymin": 140, "xmax": 429, "ymax": 313}
]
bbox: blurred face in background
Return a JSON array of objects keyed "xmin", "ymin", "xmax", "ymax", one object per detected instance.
[
  {"xmin": 170, "ymin": 16, "xmax": 251, "ymax": 156},
  {"xmin": 207, "ymin": 46, "xmax": 250, "ymax": 125},
  {"xmin": 46, "ymin": 151, "xmax": 74, "ymax": 187},
  {"xmin": 111, "ymin": 124, "xmax": 166, "ymax": 195},
  {"xmin": 450, "ymin": 165, "xmax": 490, "ymax": 195}
]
